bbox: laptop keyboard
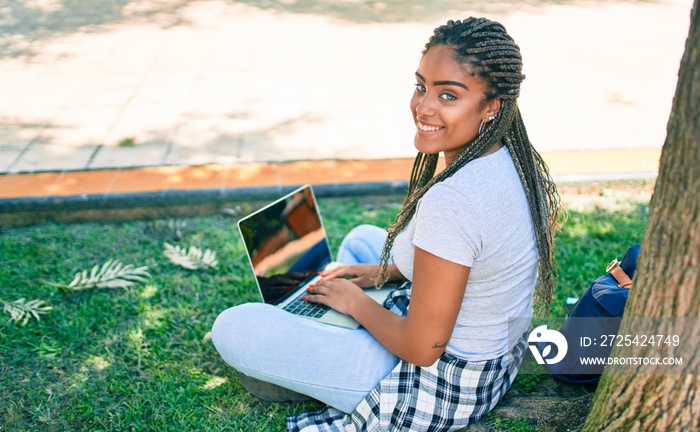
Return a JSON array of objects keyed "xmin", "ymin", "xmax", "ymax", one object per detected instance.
[{"xmin": 283, "ymin": 297, "xmax": 330, "ymax": 318}]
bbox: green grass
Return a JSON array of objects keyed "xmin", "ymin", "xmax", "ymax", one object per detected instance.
[
  {"xmin": 0, "ymin": 192, "xmax": 649, "ymax": 431},
  {"xmin": 492, "ymin": 417, "xmax": 536, "ymax": 432}
]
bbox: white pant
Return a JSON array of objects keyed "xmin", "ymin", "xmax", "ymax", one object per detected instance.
[
  {"xmin": 211, "ymin": 224, "xmax": 398, "ymax": 413},
  {"xmin": 336, "ymin": 224, "xmax": 388, "ymax": 265}
]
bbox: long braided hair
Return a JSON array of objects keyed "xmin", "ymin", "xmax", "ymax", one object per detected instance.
[{"xmin": 377, "ymin": 17, "xmax": 562, "ymax": 317}]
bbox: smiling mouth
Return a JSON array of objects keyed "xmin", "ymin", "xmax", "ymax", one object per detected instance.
[{"xmin": 417, "ymin": 121, "xmax": 444, "ymax": 132}]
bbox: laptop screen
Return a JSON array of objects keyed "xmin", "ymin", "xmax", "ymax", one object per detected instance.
[{"xmin": 238, "ymin": 185, "xmax": 333, "ymax": 305}]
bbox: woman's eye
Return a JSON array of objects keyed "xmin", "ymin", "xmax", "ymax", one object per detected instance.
[
  {"xmin": 414, "ymin": 83, "xmax": 426, "ymax": 93},
  {"xmin": 440, "ymin": 93, "xmax": 456, "ymax": 101}
]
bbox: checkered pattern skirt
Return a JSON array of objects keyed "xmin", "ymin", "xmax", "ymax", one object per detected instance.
[{"xmin": 286, "ymin": 287, "xmax": 529, "ymax": 432}]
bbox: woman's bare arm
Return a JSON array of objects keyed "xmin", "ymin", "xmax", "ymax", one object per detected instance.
[{"xmin": 307, "ymin": 246, "xmax": 469, "ymax": 366}]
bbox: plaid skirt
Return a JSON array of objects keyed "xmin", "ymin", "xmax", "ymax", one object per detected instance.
[{"xmin": 286, "ymin": 287, "xmax": 529, "ymax": 432}]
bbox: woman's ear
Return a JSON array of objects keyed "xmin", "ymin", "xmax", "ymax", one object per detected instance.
[{"xmin": 485, "ymin": 98, "xmax": 501, "ymax": 119}]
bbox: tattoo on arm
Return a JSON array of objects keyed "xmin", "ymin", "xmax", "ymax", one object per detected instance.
[{"xmin": 432, "ymin": 341, "xmax": 447, "ymax": 349}]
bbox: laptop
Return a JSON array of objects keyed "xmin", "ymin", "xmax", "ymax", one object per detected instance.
[{"xmin": 237, "ymin": 184, "xmax": 397, "ymax": 329}]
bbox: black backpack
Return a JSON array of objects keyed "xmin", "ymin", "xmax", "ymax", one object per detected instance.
[{"xmin": 540, "ymin": 245, "xmax": 641, "ymax": 384}]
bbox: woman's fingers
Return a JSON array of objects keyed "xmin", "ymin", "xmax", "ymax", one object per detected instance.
[
  {"xmin": 306, "ymin": 282, "xmax": 327, "ymax": 295},
  {"xmin": 319, "ymin": 267, "xmax": 354, "ymax": 281},
  {"xmin": 321, "ymin": 271, "xmax": 374, "ymax": 288},
  {"xmin": 302, "ymin": 282, "xmax": 328, "ymax": 303}
]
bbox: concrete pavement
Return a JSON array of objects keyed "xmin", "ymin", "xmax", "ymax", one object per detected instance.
[{"xmin": 0, "ymin": 0, "xmax": 693, "ymax": 201}]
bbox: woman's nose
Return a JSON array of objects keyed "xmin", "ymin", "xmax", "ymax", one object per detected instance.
[{"xmin": 415, "ymin": 95, "xmax": 436, "ymax": 116}]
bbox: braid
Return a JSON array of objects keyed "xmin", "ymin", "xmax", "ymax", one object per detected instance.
[{"xmin": 376, "ymin": 17, "xmax": 562, "ymax": 318}]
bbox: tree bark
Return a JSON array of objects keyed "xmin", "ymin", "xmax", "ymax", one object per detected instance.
[{"xmin": 582, "ymin": 0, "xmax": 700, "ymax": 430}]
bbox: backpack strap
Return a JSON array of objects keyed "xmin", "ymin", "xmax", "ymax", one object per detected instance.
[{"xmin": 607, "ymin": 259, "xmax": 633, "ymax": 288}]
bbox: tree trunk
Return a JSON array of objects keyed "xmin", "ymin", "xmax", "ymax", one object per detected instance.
[{"xmin": 582, "ymin": 1, "xmax": 700, "ymax": 430}]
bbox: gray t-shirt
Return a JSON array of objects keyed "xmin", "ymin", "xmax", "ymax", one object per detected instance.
[{"xmin": 392, "ymin": 146, "xmax": 538, "ymax": 361}]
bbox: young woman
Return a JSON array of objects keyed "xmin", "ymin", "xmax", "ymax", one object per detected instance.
[{"xmin": 212, "ymin": 17, "xmax": 561, "ymax": 431}]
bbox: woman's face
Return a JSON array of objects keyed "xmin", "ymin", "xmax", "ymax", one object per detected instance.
[{"xmin": 410, "ymin": 45, "xmax": 499, "ymax": 164}]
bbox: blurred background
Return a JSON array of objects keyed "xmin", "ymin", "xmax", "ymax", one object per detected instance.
[{"xmin": 0, "ymin": 0, "xmax": 691, "ymax": 174}]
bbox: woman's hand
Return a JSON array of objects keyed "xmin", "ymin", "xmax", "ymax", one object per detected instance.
[
  {"xmin": 317, "ymin": 264, "xmax": 381, "ymax": 288},
  {"xmin": 302, "ymin": 278, "xmax": 367, "ymax": 316}
]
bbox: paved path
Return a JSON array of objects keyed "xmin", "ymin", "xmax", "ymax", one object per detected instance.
[{"xmin": 0, "ymin": 0, "xmax": 692, "ymax": 175}]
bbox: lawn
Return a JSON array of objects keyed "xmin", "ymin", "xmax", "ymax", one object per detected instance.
[{"xmin": 0, "ymin": 186, "xmax": 650, "ymax": 431}]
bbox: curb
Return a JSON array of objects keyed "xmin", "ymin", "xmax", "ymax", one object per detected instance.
[
  {"xmin": 0, "ymin": 181, "xmax": 409, "ymax": 227},
  {"xmin": 0, "ymin": 173, "xmax": 660, "ymax": 227}
]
